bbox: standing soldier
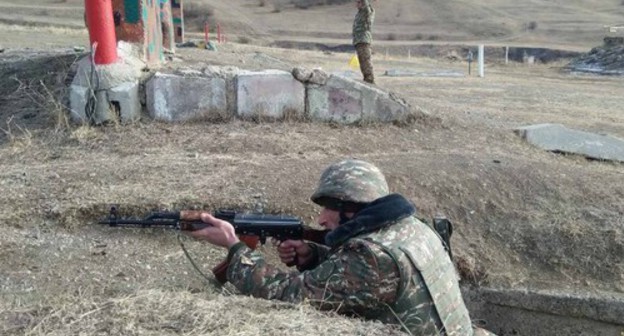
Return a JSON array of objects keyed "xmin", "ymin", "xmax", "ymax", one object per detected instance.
[
  {"xmin": 191, "ymin": 159, "xmax": 496, "ymax": 336},
  {"xmin": 353, "ymin": 0, "xmax": 376, "ymax": 84}
]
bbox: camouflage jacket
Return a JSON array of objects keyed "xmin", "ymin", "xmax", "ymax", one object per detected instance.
[
  {"xmin": 353, "ymin": 0, "xmax": 375, "ymax": 45},
  {"xmin": 226, "ymin": 194, "xmax": 488, "ymax": 335}
]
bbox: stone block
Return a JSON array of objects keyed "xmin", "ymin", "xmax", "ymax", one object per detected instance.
[
  {"xmin": 367, "ymin": 92, "xmax": 411, "ymax": 123},
  {"xmin": 235, "ymin": 70, "xmax": 305, "ymax": 120},
  {"xmin": 69, "ymin": 81, "xmax": 141, "ymax": 124},
  {"xmin": 307, "ymin": 75, "xmax": 410, "ymax": 124},
  {"xmin": 108, "ymin": 82, "xmax": 141, "ymax": 123},
  {"xmin": 146, "ymin": 72, "xmax": 228, "ymax": 122},
  {"xmin": 69, "ymin": 84, "xmax": 89, "ymax": 124}
]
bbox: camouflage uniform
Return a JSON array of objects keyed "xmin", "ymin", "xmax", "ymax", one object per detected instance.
[
  {"xmin": 353, "ymin": 0, "xmax": 375, "ymax": 84},
  {"xmin": 225, "ymin": 159, "xmax": 496, "ymax": 336}
]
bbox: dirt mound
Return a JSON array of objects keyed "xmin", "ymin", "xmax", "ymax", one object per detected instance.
[{"xmin": 566, "ymin": 44, "xmax": 624, "ymax": 75}]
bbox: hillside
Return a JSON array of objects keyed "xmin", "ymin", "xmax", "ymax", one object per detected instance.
[{"xmin": 0, "ymin": 0, "xmax": 623, "ymax": 50}]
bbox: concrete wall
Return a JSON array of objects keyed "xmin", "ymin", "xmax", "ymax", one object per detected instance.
[
  {"xmin": 142, "ymin": 66, "xmax": 412, "ymax": 124},
  {"xmin": 463, "ymin": 286, "xmax": 624, "ymax": 336}
]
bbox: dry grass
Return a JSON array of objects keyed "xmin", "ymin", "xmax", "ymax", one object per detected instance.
[
  {"xmin": 0, "ymin": 23, "xmax": 86, "ymax": 34},
  {"xmin": 1, "ymin": 289, "xmax": 404, "ymax": 336}
]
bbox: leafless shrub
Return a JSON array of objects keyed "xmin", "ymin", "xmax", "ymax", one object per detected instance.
[{"xmin": 527, "ymin": 21, "xmax": 538, "ymax": 31}]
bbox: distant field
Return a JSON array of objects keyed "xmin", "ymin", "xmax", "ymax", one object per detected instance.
[{"xmin": 1, "ymin": 0, "xmax": 623, "ymax": 50}]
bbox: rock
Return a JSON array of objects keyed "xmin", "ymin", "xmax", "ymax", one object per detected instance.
[
  {"xmin": 567, "ymin": 44, "xmax": 624, "ymax": 75},
  {"xmin": 292, "ymin": 67, "xmax": 329, "ymax": 85}
]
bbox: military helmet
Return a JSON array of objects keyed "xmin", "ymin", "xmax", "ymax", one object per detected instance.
[{"xmin": 311, "ymin": 159, "xmax": 389, "ymax": 208}]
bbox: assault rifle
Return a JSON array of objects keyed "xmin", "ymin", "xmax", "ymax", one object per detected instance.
[{"xmin": 99, "ymin": 206, "xmax": 329, "ymax": 284}]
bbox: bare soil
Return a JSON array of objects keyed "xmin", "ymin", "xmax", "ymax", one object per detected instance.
[{"xmin": 0, "ymin": 0, "xmax": 623, "ymax": 335}]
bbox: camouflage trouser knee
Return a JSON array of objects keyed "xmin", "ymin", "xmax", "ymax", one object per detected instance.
[{"xmin": 355, "ymin": 43, "xmax": 375, "ymax": 84}]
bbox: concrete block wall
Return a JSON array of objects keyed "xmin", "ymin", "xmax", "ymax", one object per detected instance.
[
  {"xmin": 146, "ymin": 72, "xmax": 227, "ymax": 122},
  {"xmin": 236, "ymin": 70, "xmax": 305, "ymax": 120},
  {"xmin": 69, "ymin": 42, "xmax": 146, "ymax": 125},
  {"xmin": 141, "ymin": 66, "xmax": 411, "ymax": 124}
]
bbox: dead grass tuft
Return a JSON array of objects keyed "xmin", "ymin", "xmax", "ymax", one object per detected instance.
[
  {"xmin": 0, "ymin": 116, "xmax": 35, "ymax": 153},
  {"xmin": 69, "ymin": 125, "xmax": 102, "ymax": 144}
]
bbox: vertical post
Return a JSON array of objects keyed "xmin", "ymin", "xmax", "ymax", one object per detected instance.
[
  {"xmin": 505, "ymin": 46, "xmax": 509, "ymax": 64},
  {"xmin": 217, "ymin": 23, "xmax": 222, "ymax": 43},
  {"xmin": 172, "ymin": 0, "xmax": 185, "ymax": 43},
  {"xmin": 84, "ymin": 0, "xmax": 118, "ymax": 64},
  {"xmin": 408, "ymin": 49, "xmax": 411, "ymax": 60},
  {"xmin": 204, "ymin": 22, "xmax": 209, "ymax": 44},
  {"xmin": 478, "ymin": 44, "xmax": 485, "ymax": 78}
]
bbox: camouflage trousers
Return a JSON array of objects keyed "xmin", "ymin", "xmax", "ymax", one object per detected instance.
[{"xmin": 355, "ymin": 43, "xmax": 375, "ymax": 84}]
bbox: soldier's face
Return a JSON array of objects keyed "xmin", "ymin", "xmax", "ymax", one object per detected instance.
[{"xmin": 317, "ymin": 208, "xmax": 354, "ymax": 230}]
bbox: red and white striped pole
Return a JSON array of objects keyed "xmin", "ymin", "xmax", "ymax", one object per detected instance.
[{"xmin": 84, "ymin": 0, "xmax": 118, "ymax": 64}]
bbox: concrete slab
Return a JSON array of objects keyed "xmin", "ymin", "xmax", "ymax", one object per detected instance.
[
  {"xmin": 69, "ymin": 82, "xmax": 140, "ymax": 124},
  {"xmin": 204, "ymin": 66, "xmax": 247, "ymax": 118},
  {"xmin": 69, "ymin": 42, "xmax": 145, "ymax": 124},
  {"xmin": 384, "ymin": 69, "xmax": 465, "ymax": 77},
  {"xmin": 235, "ymin": 70, "xmax": 305, "ymax": 120},
  {"xmin": 515, "ymin": 123, "xmax": 624, "ymax": 163},
  {"xmin": 367, "ymin": 91, "xmax": 411, "ymax": 123},
  {"xmin": 330, "ymin": 70, "xmax": 360, "ymax": 79},
  {"xmin": 307, "ymin": 75, "xmax": 410, "ymax": 124},
  {"xmin": 146, "ymin": 72, "xmax": 228, "ymax": 122},
  {"xmin": 68, "ymin": 84, "xmax": 89, "ymax": 124}
]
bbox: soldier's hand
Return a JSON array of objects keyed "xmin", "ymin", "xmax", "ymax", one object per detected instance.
[
  {"xmin": 190, "ymin": 213, "xmax": 240, "ymax": 248},
  {"xmin": 277, "ymin": 240, "xmax": 313, "ymax": 267}
]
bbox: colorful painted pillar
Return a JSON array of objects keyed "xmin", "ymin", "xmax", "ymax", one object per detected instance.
[
  {"xmin": 159, "ymin": 0, "xmax": 175, "ymax": 52},
  {"xmin": 171, "ymin": 0, "xmax": 184, "ymax": 43},
  {"xmin": 84, "ymin": 0, "xmax": 118, "ymax": 64},
  {"xmin": 110, "ymin": 0, "xmax": 165, "ymax": 64}
]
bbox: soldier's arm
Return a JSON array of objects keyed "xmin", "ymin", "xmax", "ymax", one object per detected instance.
[
  {"xmin": 226, "ymin": 239, "xmax": 399, "ymax": 313},
  {"xmin": 296, "ymin": 242, "xmax": 331, "ymax": 271}
]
